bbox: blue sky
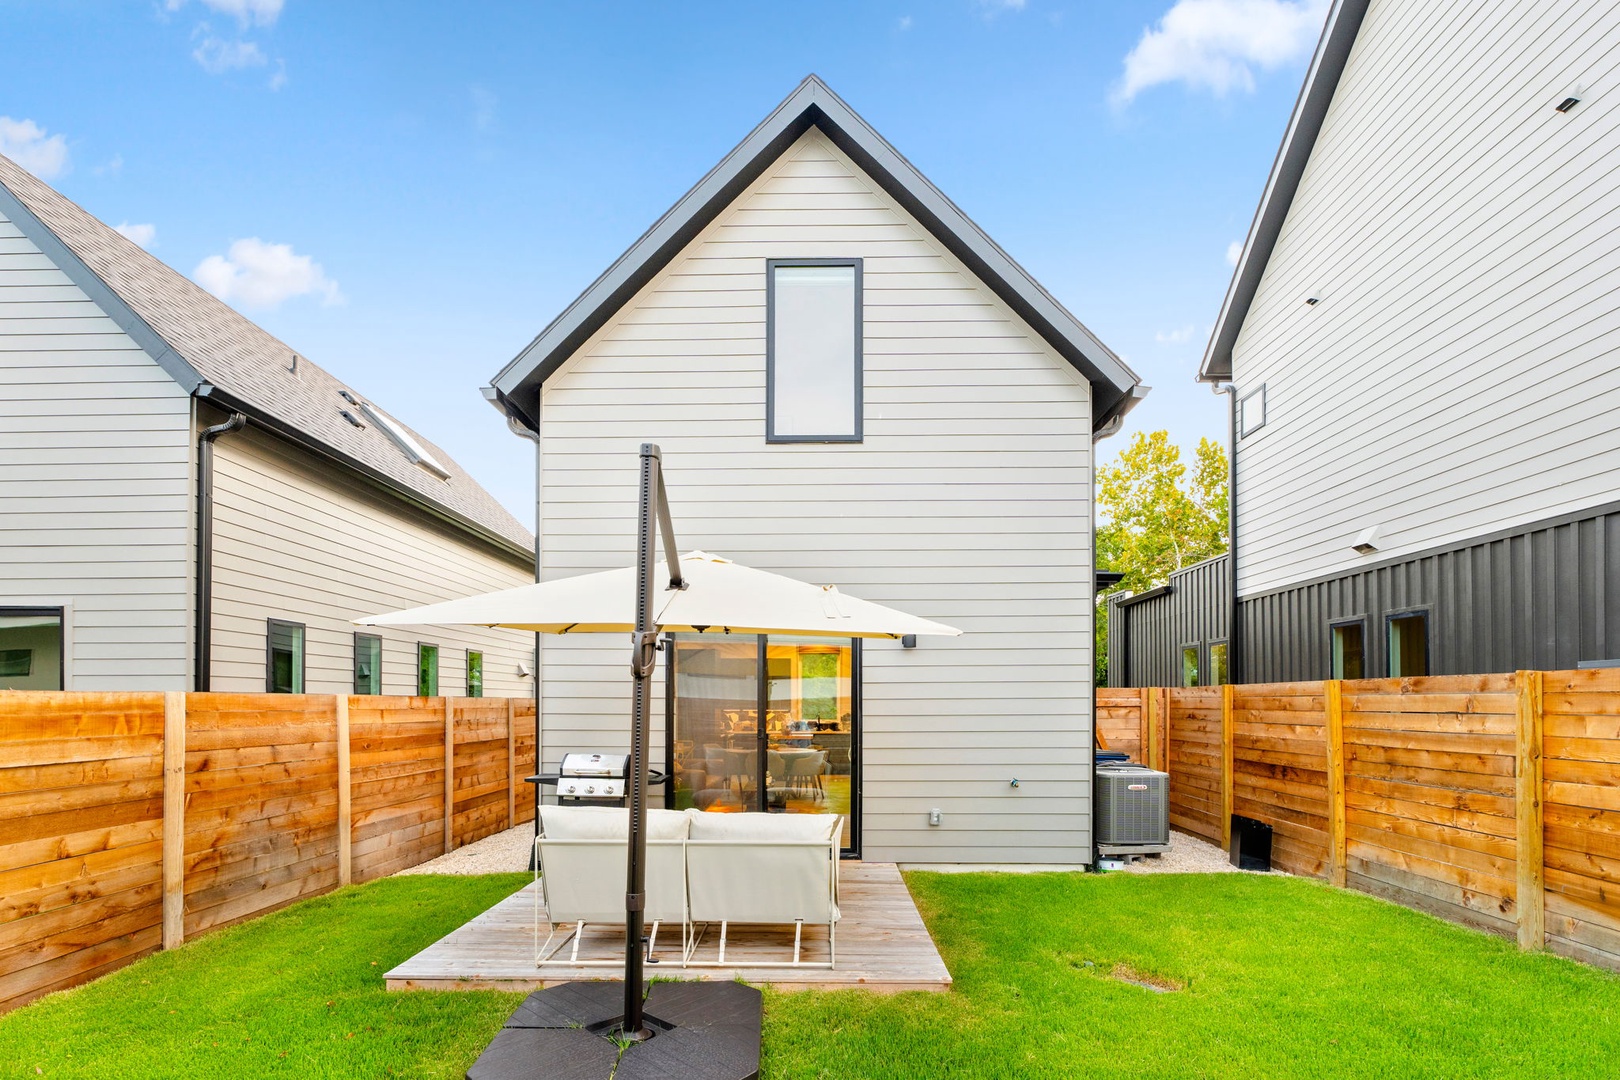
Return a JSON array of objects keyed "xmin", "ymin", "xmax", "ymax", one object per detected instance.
[{"xmin": 3, "ymin": 0, "xmax": 1328, "ymax": 522}]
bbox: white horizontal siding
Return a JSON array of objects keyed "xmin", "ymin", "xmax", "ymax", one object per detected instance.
[
  {"xmin": 0, "ymin": 209, "xmax": 191, "ymax": 689},
  {"xmin": 538, "ymin": 129, "xmax": 1093, "ymax": 863},
  {"xmin": 209, "ymin": 424, "xmax": 536, "ymax": 697},
  {"xmin": 1232, "ymin": 0, "xmax": 1620, "ymax": 595}
]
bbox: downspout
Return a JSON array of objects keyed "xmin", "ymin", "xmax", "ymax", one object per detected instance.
[
  {"xmin": 505, "ymin": 410, "xmax": 544, "ymax": 864},
  {"xmin": 1213, "ymin": 383, "xmax": 1240, "ymax": 684},
  {"xmin": 195, "ymin": 411, "xmax": 247, "ymax": 691}
]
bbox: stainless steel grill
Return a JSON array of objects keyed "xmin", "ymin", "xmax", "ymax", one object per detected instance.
[{"xmin": 556, "ymin": 752, "xmax": 630, "ymax": 801}]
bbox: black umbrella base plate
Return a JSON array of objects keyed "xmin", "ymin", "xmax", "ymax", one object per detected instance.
[{"xmin": 466, "ymin": 981, "xmax": 761, "ymax": 1080}]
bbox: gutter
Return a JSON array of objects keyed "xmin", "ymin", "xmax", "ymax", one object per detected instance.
[
  {"xmin": 195, "ymin": 385, "xmax": 533, "ymax": 568},
  {"xmin": 195, "ymin": 411, "xmax": 247, "ymax": 691},
  {"xmin": 1216, "ymin": 384, "xmax": 1241, "ymax": 683}
]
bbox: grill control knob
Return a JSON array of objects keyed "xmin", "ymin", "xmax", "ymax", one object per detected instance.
[{"xmin": 586, "ymin": 785, "xmax": 596, "ymax": 794}]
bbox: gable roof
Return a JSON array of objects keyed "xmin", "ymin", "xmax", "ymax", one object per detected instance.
[
  {"xmin": 0, "ymin": 153, "xmax": 534, "ymax": 559},
  {"xmin": 487, "ymin": 74, "xmax": 1143, "ymax": 430},
  {"xmin": 1198, "ymin": 0, "xmax": 1372, "ymax": 382}
]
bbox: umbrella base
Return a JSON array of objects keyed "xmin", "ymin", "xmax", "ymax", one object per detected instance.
[{"xmin": 466, "ymin": 980, "xmax": 762, "ymax": 1080}]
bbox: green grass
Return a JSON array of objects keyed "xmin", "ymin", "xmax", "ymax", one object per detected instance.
[
  {"xmin": 763, "ymin": 872, "xmax": 1620, "ymax": 1079},
  {"xmin": 0, "ymin": 874, "xmax": 530, "ymax": 1080},
  {"xmin": 5, "ymin": 870, "xmax": 1620, "ymax": 1078}
]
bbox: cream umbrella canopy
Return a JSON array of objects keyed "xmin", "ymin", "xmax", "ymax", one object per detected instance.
[
  {"xmin": 354, "ymin": 549, "xmax": 963, "ymax": 639},
  {"xmin": 356, "ymin": 445, "xmax": 959, "ymax": 1044}
]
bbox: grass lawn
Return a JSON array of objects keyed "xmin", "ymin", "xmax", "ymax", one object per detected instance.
[{"xmin": 3, "ymin": 869, "xmax": 1620, "ymax": 1078}]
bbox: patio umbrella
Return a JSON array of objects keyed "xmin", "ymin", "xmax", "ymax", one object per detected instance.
[{"xmin": 355, "ymin": 444, "xmax": 960, "ymax": 1044}]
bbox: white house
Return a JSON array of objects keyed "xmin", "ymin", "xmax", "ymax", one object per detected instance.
[
  {"xmin": 0, "ymin": 152, "xmax": 537, "ymax": 696},
  {"xmin": 1112, "ymin": 0, "xmax": 1620, "ymax": 685},
  {"xmin": 485, "ymin": 77, "xmax": 1144, "ymax": 862}
]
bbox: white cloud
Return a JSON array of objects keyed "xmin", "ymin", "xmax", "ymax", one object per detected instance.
[
  {"xmin": 94, "ymin": 153, "xmax": 124, "ymax": 177},
  {"xmin": 897, "ymin": 14, "xmax": 913, "ymax": 30},
  {"xmin": 1226, "ymin": 240, "xmax": 1244, "ymax": 266},
  {"xmin": 978, "ymin": 0, "xmax": 1026, "ymax": 11},
  {"xmin": 1112, "ymin": 0, "xmax": 1328, "ymax": 105},
  {"xmin": 471, "ymin": 85, "xmax": 498, "ymax": 133},
  {"xmin": 114, "ymin": 223, "xmax": 157, "ymax": 248},
  {"xmin": 268, "ymin": 59, "xmax": 287, "ymax": 91},
  {"xmin": 193, "ymin": 33, "xmax": 267, "ymax": 73},
  {"xmin": 167, "ymin": 0, "xmax": 283, "ymax": 27},
  {"xmin": 1155, "ymin": 324, "xmax": 1200, "ymax": 344},
  {"xmin": 0, "ymin": 117, "xmax": 70, "ymax": 179},
  {"xmin": 194, "ymin": 238, "xmax": 343, "ymax": 310}
]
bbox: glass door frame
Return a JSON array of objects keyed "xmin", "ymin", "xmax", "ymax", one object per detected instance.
[{"xmin": 663, "ymin": 633, "xmax": 862, "ymax": 859}]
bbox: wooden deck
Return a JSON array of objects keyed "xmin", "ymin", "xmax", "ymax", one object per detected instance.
[{"xmin": 385, "ymin": 862, "xmax": 952, "ymax": 994}]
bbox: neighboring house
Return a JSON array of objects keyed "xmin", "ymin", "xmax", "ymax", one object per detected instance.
[
  {"xmin": 484, "ymin": 76, "xmax": 1144, "ymax": 862},
  {"xmin": 0, "ymin": 153, "xmax": 537, "ymax": 696},
  {"xmin": 1111, "ymin": 0, "xmax": 1620, "ymax": 685}
]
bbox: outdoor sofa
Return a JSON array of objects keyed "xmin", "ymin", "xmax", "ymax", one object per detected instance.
[{"xmin": 533, "ymin": 805, "xmax": 842, "ymax": 968}]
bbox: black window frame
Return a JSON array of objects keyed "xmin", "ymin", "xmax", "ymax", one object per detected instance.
[
  {"xmin": 1179, "ymin": 642, "xmax": 1202, "ymax": 687},
  {"xmin": 353, "ymin": 632, "xmax": 382, "ymax": 695},
  {"xmin": 466, "ymin": 650, "xmax": 484, "ymax": 698},
  {"xmin": 1329, "ymin": 617, "xmax": 1368, "ymax": 681},
  {"xmin": 266, "ymin": 618, "xmax": 306, "ymax": 694},
  {"xmin": 417, "ymin": 641, "xmax": 440, "ymax": 697},
  {"xmin": 1385, "ymin": 609, "xmax": 1431, "ymax": 678},
  {"xmin": 765, "ymin": 257, "xmax": 864, "ymax": 444},
  {"xmin": 1208, "ymin": 640, "xmax": 1231, "ymax": 686},
  {"xmin": 0, "ymin": 605, "xmax": 65, "ymax": 689}
]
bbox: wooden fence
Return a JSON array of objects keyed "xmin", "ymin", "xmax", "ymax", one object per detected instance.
[
  {"xmin": 0, "ymin": 691, "xmax": 536, "ymax": 1015},
  {"xmin": 1098, "ymin": 670, "xmax": 1620, "ymax": 971}
]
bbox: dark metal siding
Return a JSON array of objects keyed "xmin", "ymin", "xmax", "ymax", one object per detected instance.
[
  {"xmin": 1115, "ymin": 506, "xmax": 1620, "ymax": 686},
  {"xmin": 1106, "ymin": 554, "xmax": 1230, "ymax": 687}
]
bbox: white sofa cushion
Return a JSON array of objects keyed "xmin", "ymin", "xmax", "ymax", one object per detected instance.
[
  {"xmin": 540, "ymin": 805, "xmax": 689, "ymax": 840},
  {"xmin": 685, "ymin": 809, "xmax": 839, "ymax": 843}
]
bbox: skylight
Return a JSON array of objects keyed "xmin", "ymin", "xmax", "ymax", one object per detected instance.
[{"xmin": 358, "ymin": 401, "xmax": 452, "ymax": 480}]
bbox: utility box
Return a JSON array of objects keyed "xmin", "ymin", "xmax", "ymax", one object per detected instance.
[
  {"xmin": 1095, "ymin": 762, "xmax": 1171, "ymax": 855},
  {"xmin": 1228, "ymin": 815, "xmax": 1273, "ymax": 871}
]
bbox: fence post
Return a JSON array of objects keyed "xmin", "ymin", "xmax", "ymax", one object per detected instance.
[
  {"xmin": 336, "ymin": 695, "xmax": 351, "ymax": 886},
  {"xmin": 443, "ymin": 698, "xmax": 455, "ymax": 855},
  {"xmin": 161, "ymin": 691, "xmax": 186, "ymax": 950},
  {"xmin": 1142, "ymin": 688, "xmax": 1156, "ymax": 771},
  {"xmin": 507, "ymin": 697, "xmax": 517, "ymax": 830},
  {"xmin": 1324, "ymin": 679, "xmax": 1346, "ymax": 887},
  {"xmin": 1515, "ymin": 670, "xmax": 1545, "ymax": 951},
  {"xmin": 1221, "ymin": 684, "xmax": 1235, "ymax": 850}
]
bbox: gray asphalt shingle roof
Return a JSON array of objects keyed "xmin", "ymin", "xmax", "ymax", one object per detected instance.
[{"xmin": 0, "ymin": 151, "xmax": 534, "ymax": 557}]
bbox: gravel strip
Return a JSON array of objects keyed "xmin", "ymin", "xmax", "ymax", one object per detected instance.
[
  {"xmin": 394, "ymin": 823, "xmax": 535, "ymax": 876},
  {"xmin": 1114, "ymin": 829, "xmax": 1271, "ymax": 874}
]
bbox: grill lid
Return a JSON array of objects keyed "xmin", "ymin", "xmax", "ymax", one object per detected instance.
[{"xmin": 558, "ymin": 752, "xmax": 629, "ymax": 777}]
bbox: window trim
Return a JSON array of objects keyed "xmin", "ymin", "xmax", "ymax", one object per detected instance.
[
  {"xmin": 1385, "ymin": 608, "xmax": 1431, "ymax": 678},
  {"xmin": 1329, "ymin": 616, "xmax": 1368, "ymax": 681},
  {"xmin": 1179, "ymin": 641, "xmax": 1203, "ymax": 687},
  {"xmin": 1208, "ymin": 639, "xmax": 1231, "ymax": 686},
  {"xmin": 1238, "ymin": 384, "xmax": 1267, "ymax": 438},
  {"xmin": 353, "ymin": 631, "xmax": 382, "ymax": 696},
  {"xmin": 417, "ymin": 641, "xmax": 440, "ymax": 697},
  {"xmin": 765, "ymin": 257, "xmax": 864, "ymax": 444},
  {"xmin": 0, "ymin": 605, "xmax": 66, "ymax": 689},
  {"xmin": 466, "ymin": 649, "xmax": 484, "ymax": 698},
  {"xmin": 266, "ymin": 618, "xmax": 306, "ymax": 694}
]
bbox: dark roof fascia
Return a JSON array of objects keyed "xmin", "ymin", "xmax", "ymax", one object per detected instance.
[
  {"xmin": 1198, "ymin": 0, "xmax": 1372, "ymax": 383},
  {"xmin": 196, "ymin": 385, "xmax": 535, "ymax": 569},
  {"xmin": 1113, "ymin": 583, "xmax": 1173, "ymax": 609},
  {"xmin": 0, "ymin": 177, "xmax": 205, "ymax": 394},
  {"xmin": 489, "ymin": 75, "xmax": 1141, "ymax": 428}
]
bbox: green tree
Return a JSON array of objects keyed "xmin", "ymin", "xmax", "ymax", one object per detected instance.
[{"xmin": 1095, "ymin": 431, "xmax": 1228, "ymax": 684}]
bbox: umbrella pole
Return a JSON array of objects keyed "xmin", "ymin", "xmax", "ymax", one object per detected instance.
[{"xmin": 621, "ymin": 443, "xmax": 666, "ymax": 1041}]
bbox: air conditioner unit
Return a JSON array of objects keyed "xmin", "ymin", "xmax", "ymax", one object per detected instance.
[{"xmin": 1095, "ymin": 762, "xmax": 1171, "ymax": 855}]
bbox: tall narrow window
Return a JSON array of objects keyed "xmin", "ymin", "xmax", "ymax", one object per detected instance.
[
  {"xmin": 1332, "ymin": 621, "xmax": 1365, "ymax": 680},
  {"xmin": 0, "ymin": 607, "xmax": 64, "ymax": 690},
  {"xmin": 466, "ymin": 650, "xmax": 484, "ymax": 698},
  {"xmin": 1388, "ymin": 613, "xmax": 1429, "ymax": 677},
  {"xmin": 767, "ymin": 259, "xmax": 862, "ymax": 442},
  {"xmin": 267, "ymin": 620, "xmax": 305, "ymax": 694},
  {"xmin": 418, "ymin": 643, "xmax": 439, "ymax": 696},
  {"xmin": 354, "ymin": 632, "xmax": 382, "ymax": 695},
  {"xmin": 1181, "ymin": 646, "xmax": 1200, "ymax": 687},
  {"xmin": 1209, "ymin": 642, "xmax": 1230, "ymax": 686}
]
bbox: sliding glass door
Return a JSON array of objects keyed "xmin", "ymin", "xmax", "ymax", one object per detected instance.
[{"xmin": 668, "ymin": 634, "xmax": 858, "ymax": 854}]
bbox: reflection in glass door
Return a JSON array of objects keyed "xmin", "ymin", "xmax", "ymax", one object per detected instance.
[{"xmin": 668, "ymin": 634, "xmax": 858, "ymax": 854}]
